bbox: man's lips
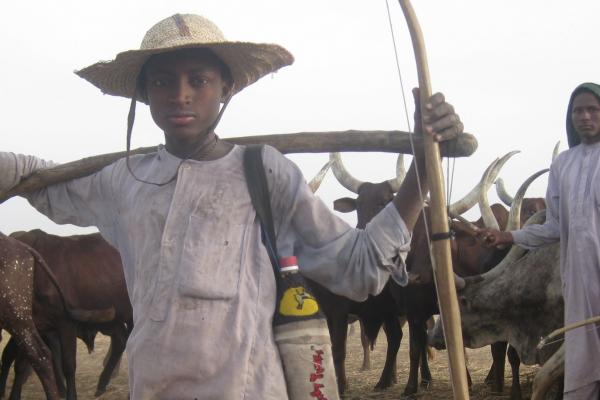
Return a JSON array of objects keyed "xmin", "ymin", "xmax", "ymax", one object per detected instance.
[
  {"xmin": 167, "ymin": 113, "xmax": 196, "ymax": 126},
  {"xmin": 578, "ymin": 125, "xmax": 595, "ymax": 132}
]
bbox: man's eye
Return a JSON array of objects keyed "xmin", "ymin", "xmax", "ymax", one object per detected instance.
[
  {"xmin": 190, "ymin": 77, "xmax": 209, "ymax": 87},
  {"xmin": 151, "ymin": 78, "xmax": 168, "ymax": 87}
]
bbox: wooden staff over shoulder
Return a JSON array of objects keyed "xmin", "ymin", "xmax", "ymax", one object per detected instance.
[{"xmin": 0, "ymin": 129, "xmax": 476, "ymax": 204}]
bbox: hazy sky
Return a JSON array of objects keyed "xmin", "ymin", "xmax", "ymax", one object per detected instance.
[{"xmin": 1, "ymin": 1, "xmax": 598, "ymax": 235}]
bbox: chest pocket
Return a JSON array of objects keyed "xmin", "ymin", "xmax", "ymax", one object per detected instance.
[{"xmin": 178, "ymin": 214, "xmax": 246, "ymax": 300}]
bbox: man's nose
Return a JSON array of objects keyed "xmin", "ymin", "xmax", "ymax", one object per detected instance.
[{"xmin": 170, "ymin": 79, "xmax": 192, "ymax": 105}]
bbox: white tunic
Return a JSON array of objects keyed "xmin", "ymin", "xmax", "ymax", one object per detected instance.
[
  {"xmin": 512, "ymin": 141, "xmax": 600, "ymax": 392},
  {"xmin": 0, "ymin": 145, "xmax": 411, "ymax": 399}
]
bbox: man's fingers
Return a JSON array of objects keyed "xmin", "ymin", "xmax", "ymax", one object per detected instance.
[
  {"xmin": 423, "ymin": 102, "xmax": 455, "ymax": 122},
  {"xmin": 425, "ymin": 92, "xmax": 446, "ymax": 109},
  {"xmin": 435, "ymin": 121, "xmax": 463, "ymax": 141},
  {"xmin": 426, "ymin": 115, "xmax": 463, "ymax": 141}
]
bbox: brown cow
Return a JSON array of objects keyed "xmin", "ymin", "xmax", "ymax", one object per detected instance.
[
  {"xmin": 0, "ymin": 233, "xmax": 60, "ymax": 399},
  {"xmin": 328, "ymin": 151, "xmax": 531, "ymax": 396},
  {"xmin": 0, "ymin": 323, "xmax": 126, "ymax": 399},
  {"xmin": 406, "ymin": 199, "xmax": 545, "ymax": 397},
  {"xmin": 7, "ymin": 230, "xmax": 132, "ymax": 400},
  {"xmin": 305, "ymin": 153, "xmax": 407, "ymax": 394}
]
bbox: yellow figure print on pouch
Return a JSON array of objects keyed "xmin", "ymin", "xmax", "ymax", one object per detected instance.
[{"xmin": 279, "ymin": 286, "xmax": 319, "ymax": 316}]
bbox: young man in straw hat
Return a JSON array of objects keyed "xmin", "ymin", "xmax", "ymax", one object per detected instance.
[
  {"xmin": 479, "ymin": 82, "xmax": 600, "ymax": 399},
  {"xmin": 1, "ymin": 14, "xmax": 466, "ymax": 399}
]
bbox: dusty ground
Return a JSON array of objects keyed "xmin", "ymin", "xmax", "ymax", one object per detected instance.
[
  {"xmin": 341, "ymin": 323, "xmax": 542, "ymax": 400},
  {"xmin": 6, "ymin": 324, "xmax": 545, "ymax": 399}
]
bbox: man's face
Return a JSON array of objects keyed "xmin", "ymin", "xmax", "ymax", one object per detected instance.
[
  {"xmin": 572, "ymin": 92, "xmax": 600, "ymax": 144},
  {"xmin": 144, "ymin": 49, "xmax": 231, "ymax": 144}
]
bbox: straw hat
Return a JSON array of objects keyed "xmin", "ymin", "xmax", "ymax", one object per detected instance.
[{"xmin": 76, "ymin": 13, "xmax": 294, "ymax": 100}]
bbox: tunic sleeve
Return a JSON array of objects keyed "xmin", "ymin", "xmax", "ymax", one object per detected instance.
[
  {"xmin": 262, "ymin": 146, "xmax": 411, "ymax": 302},
  {"xmin": 511, "ymin": 159, "xmax": 561, "ymax": 249},
  {"xmin": 0, "ymin": 152, "xmax": 115, "ymax": 229}
]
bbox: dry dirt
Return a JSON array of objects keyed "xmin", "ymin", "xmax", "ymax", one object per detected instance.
[{"xmin": 5, "ymin": 324, "xmax": 544, "ymax": 399}]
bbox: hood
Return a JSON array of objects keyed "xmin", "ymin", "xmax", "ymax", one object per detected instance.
[{"xmin": 566, "ymin": 82, "xmax": 600, "ymax": 148}]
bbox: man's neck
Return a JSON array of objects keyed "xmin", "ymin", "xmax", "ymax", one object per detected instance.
[{"xmin": 165, "ymin": 134, "xmax": 233, "ymax": 161}]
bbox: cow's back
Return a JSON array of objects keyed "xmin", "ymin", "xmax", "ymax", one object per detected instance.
[{"xmin": 13, "ymin": 230, "xmax": 131, "ymax": 320}]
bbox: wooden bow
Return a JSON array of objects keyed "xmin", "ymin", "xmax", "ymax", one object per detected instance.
[{"xmin": 397, "ymin": 1, "xmax": 470, "ymax": 398}]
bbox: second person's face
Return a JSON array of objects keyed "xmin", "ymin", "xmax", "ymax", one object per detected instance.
[{"xmin": 572, "ymin": 92, "xmax": 600, "ymax": 144}]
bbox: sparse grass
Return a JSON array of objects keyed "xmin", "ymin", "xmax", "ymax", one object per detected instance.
[{"xmin": 4, "ymin": 324, "xmax": 543, "ymax": 399}]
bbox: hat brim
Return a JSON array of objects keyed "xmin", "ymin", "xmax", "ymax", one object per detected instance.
[{"xmin": 75, "ymin": 41, "xmax": 294, "ymax": 100}]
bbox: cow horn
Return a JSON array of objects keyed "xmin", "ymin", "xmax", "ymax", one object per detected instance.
[
  {"xmin": 386, "ymin": 154, "xmax": 406, "ymax": 192},
  {"xmin": 504, "ymin": 169, "xmax": 549, "ymax": 232},
  {"xmin": 329, "ymin": 152, "xmax": 405, "ymax": 194},
  {"xmin": 495, "ymin": 144, "xmax": 557, "ymax": 208},
  {"xmin": 552, "ymin": 141, "xmax": 560, "ymax": 162},
  {"xmin": 329, "ymin": 153, "xmax": 363, "ymax": 194},
  {"xmin": 467, "ymin": 209, "xmax": 546, "ymax": 284},
  {"xmin": 308, "ymin": 160, "xmax": 333, "ymax": 193},
  {"xmin": 476, "ymin": 151, "xmax": 521, "ymax": 229},
  {"xmin": 448, "ymin": 151, "xmax": 520, "ymax": 217},
  {"xmin": 478, "ymin": 170, "xmax": 501, "ymax": 230},
  {"xmin": 494, "ymin": 178, "xmax": 513, "ymax": 206},
  {"xmin": 447, "ymin": 158, "xmax": 497, "ymax": 217}
]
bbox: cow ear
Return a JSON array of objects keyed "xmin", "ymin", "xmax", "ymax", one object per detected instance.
[{"xmin": 333, "ymin": 198, "xmax": 357, "ymax": 213}]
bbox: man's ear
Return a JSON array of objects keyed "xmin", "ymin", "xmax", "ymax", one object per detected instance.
[{"xmin": 221, "ymin": 80, "xmax": 234, "ymax": 103}]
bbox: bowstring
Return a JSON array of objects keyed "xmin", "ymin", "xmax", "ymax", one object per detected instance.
[{"xmin": 447, "ymin": 156, "xmax": 456, "ymax": 213}]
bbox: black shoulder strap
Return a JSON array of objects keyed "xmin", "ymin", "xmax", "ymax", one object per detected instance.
[{"xmin": 243, "ymin": 145, "xmax": 281, "ymax": 283}]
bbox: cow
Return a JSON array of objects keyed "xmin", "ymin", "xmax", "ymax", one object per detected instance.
[
  {"xmin": 418, "ymin": 169, "xmax": 548, "ymax": 399},
  {"xmin": 392, "ymin": 154, "xmax": 547, "ymax": 397},
  {"xmin": 429, "ymin": 210, "xmax": 565, "ymax": 399},
  {"xmin": 0, "ymin": 323, "xmax": 127, "ymax": 399},
  {"xmin": 0, "ymin": 233, "xmax": 60, "ymax": 399},
  {"xmin": 6, "ymin": 230, "xmax": 132, "ymax": 400},
  {"xmin": 405, "ymin": 201, "xmax": 544, "ymax": 397},
  {"xmin": 384, "ymin": 152, "xmax": 537, "ymax": 395},
  {"xmin": 320, "ymin": 151, "xmax": 492, "ymax": 395},
  {"xmin": 0, "ymin": 324, "xmax": 98, "ymax": 397},
  {"xmin": 304, "ymin": 152, "xmax": 407, "ymax": 394}
]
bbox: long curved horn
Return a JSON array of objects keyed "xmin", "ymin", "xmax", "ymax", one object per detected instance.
[
  {"xmin": 448, "ymin": 158, "xmax": 497, "ymax": 217},
  {"xmin": 552, "ymin": 141, "xmax": 560, "ymax": 163},
  {"xmin": 495, "ymin": 145, "xmax": 557, "ymax": 207},
  {"xmin": 465, "ymin": 209, "xmax": 546, "ymax": 284},
  {"xmin": 387, "ymin": 154, "xmax": 406, "ymax": 192},
  {"xmin": 308, "ymin": 160, "xmax": 333, "ymax": 193},
  {"xmin": 494, "ymin": 178, "xmax": 513, "ymax": 206},
  {"xmin": 448, "ymin": 151, "xmax": 520, "ymax": 217},
  {"xmin": 478, "ymin": 168, "xmax": 502, "ymax": 230},
  {"xmin": 504, "ymin": 169, "xmax": 549, "ymax": 232},
  {"xmin": 329, "ymin": 153, "xmax": 364, "ymax": 194},
  {"xmin": 329, "ymin": 152, "xmax": 405, "ymax": 194},
  {"xmin": 476, "ymin": 151, "xmax": 521, "ymax": 229}
]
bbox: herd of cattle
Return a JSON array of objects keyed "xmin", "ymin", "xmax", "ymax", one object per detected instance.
[{"xmin": 0, "ymin": 147, "xmax": 566, "ymax": 399}]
